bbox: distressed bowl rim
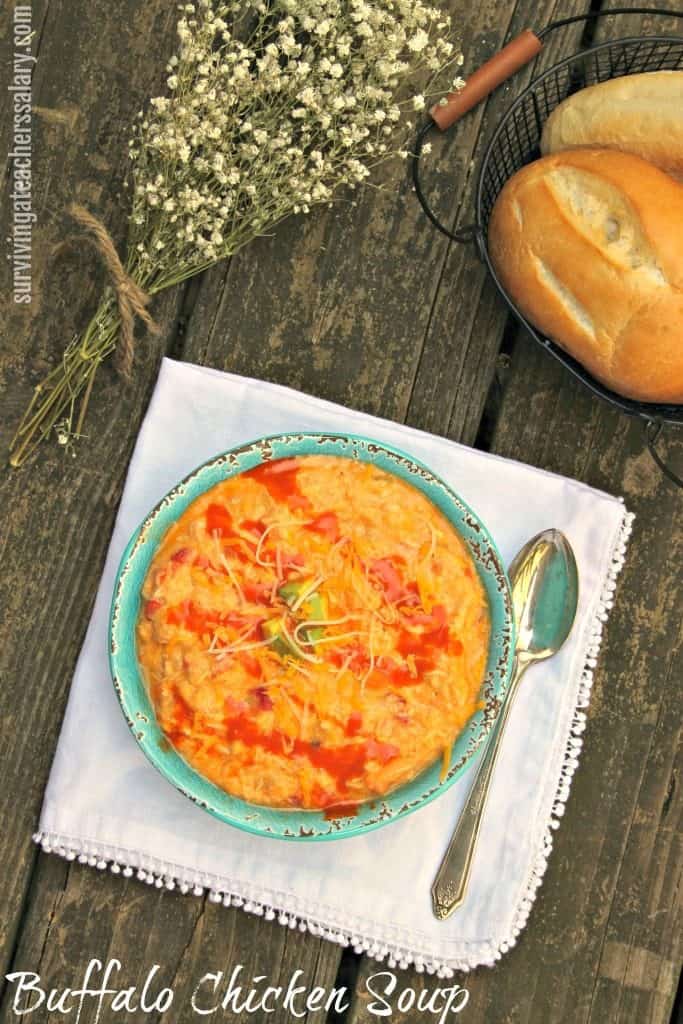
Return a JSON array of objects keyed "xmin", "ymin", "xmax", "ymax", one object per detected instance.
[{"xmin": 109, "ymin": 431, "xmax": 515, "ymax": 841}]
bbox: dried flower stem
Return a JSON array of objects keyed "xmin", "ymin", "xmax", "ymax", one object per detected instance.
[
  {"xmin": 10, "ymin": 296, "xmax": 119, "ymax": 466},
  {"xmin": 10, "ymin": 0, "xmax": 463, "ymax": 467}
]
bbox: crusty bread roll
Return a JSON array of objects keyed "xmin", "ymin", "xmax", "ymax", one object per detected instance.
[
  {"xmin": 488, "ymin": 148, "xmax": 683, "ymax": 403},
  {"xmin": 540, "ymin": 72, "xmax": 683, "ymax": 180}
]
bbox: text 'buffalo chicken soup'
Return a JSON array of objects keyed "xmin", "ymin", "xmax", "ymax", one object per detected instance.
[{"xmin": 137, "ymin": 455, "xmax": 490, "ymax": 812}]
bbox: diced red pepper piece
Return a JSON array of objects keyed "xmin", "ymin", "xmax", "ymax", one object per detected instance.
[
  {"xmin": 250, "ymin": 685, "xmax": 273, "ymax": 708},
  {"xmin": 395, "ymin": 630, "xmax": 423, "ymax": 657},
  {"xmin": 243, "ymin": 581, "xmax": 273, "ymax": 605},
  {"xmin": 365, "ymin": 739, "xmax": 400, "ymax": 764},
  {"xmin": 240, "ymin": 519, "xmax": 268, "ymax": 537},
  {"xmin": 185, "ymin": 606, "xmax": 219, "ymax": 633},
  {"xmin": 287, "ymin": 494, "xmax": 311, "ymax": 511},
  {"xmin": 221, "ymin": 538, "xmax": 252, "ymax": 562},
  {"xmin": 145, "ymin": 599, "xmax": 163, "ymax": 618},
  {"xmin": 285, "ymin": 552, "xmax": 305, "ymax": 567},
  {"xmin": 366, "ymin": 657, "xmax": 416, "ymax": 689},
  {"xmin": 244, "ymin": 460, "xmax": 311, "ymax": 509},
  {"xmin": 329, "ymin": 643, "xmax": 370, "ymax": 673},
  {"xmin": 239, "ymin": 654, "xmax": 262, "ymax": 680},
  {"xmin": 165, "ymin": 602, "xmax": 188, "ymax": 626},
  {"xmin": 205, "ymin": 503, "xmax": 233, "ymax": 536},
  {"xmin": 345, "ymin": 712, "xmax": 363, "ymax": 737},
  {"xmin": 403, "ymin": 603, "xmax": 447, "ymax": 630},
  {"xmin": 368, "ymin": 558, "xmax": 404, "ymax": 603},
  {"xmin": 400, "ymin": 604, "xmax": 449, "ymax": 648},
  {"xmin": 306, "ymin": 512, "xmax": 340, "ymax": 543},
  {"xmin": 166, "ymin": 601, "xmax": 224, "ymax": 633},
  {"xmin": 171, "ymin": 547, "xmax": 192, "ymax": 564}
]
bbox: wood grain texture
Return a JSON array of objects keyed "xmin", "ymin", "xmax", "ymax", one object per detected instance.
[
  {"xmin": 2, "ymin": 0, "xmax": 681, "ymax": 1021},
  {"xmin": 403, "ymin": 0, "xmax": 592, "ymax": 442},
  {"xmin": 347, "ymin": 8, "xmax": 683, "ymax": 1023},
  {"xmin": 0, "ymin": 0, "xmax": 190, "ymax": 990},
  {"xmin": 476, "ymin": 340, "xmax": 681, "ymax": 1024},
  {"xmin": 348, "ymin": 344, "xmax": 683, "ymax": 1024},
  {"xmin": 0, "ymin": 855, "xmax": 341, "ymax": 1024},
  {"xmin": 182, "ymin": 0, "xmax": 590, "ymax": 440},
  {"xmin": 0, "ymin": 0, "xmax": 342, "ymax": 1012},
  {"xmin": 591, "ymin": 1, "xmax": 683, "ymax": 40}
]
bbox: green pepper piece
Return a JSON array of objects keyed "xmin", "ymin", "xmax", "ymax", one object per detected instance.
[
  {"xmin": 302, "ymin": 592, "xmax": 327, "ymax": 644},
  {"xmin": 261, "ymin": 618, "xmax": 295, "ymax": 657},
  {"xmin": 276, "ymin": 580, "xmax": 328, "ymax": 647},
  {"xmin": 277, "ymin": 579, "xmax": 313, "ymax": 607}
]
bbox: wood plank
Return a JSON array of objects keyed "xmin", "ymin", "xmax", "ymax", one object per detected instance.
[
  {"xmin": 0, "ymin": 855, "xmax": 203, "ymax": 1021},
  {"xmin": 577, "ymin": 11, "xmax": 683, "ymax": 1018},
  {"xmin": 181, "ymin": 3, "xmax": 488, "ymax": 403},
  {"xmin": 0, "ymin": 856, "xmax": 340, "ymax": 1024},
  {"xmin": 348, "ymin": 342, "xmax": 683, "ymax": 1024},
  {"xmin": 182, "ymin": 0, "xmax": 589, "ymax": 434},
  {"xmin": 475, "ymin": 342, "xmax": 682, "ymax": 1024},
  {"xmin": 403, "ymin": 0, "xmax": 595, "ymax": 442},
  {"xmin": 4, "ymin": 3, "xmax": 678, "ymax": 1023},
  {"xmin": 348, "ymin": 7, "xmax": 683, "ymax": 1022},
  {"xmin": 5, "ymin": 0, "xmax": 593, "ymax": 1016},
  {"xmin": 0, "ymin": 1, "xmax": 51, "ymax": 168},
  {"xmin": 0, "ymin": 0, "xmax": 184, "ymax": 987},
  {"xmin": 0, "ymin": 0, "xmax": 344, "ymax": 1012},
  {"xmin": 591, "ymin": 1, "xmax": 683, "ymax": 39}
]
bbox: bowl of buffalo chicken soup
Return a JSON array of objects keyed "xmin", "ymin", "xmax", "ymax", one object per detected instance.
[{"xmin": 110, "ymin": 433, "xmax": 514, "ymax": 840}]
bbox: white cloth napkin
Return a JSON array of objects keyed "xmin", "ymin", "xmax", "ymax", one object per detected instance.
[{"xmin": 36, "ymin": 357, "xmax": 633, "ymax": 974}]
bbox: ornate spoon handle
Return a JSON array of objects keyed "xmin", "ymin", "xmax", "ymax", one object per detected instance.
[{"xmin": 431, "ymin": 654, "xmax": 528, "ymax": 920}]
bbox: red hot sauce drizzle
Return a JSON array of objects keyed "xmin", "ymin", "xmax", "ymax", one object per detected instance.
[
  {"xmin": 243, "ymin": 459, "xmax": 311, "ymax": 510},
  {"xmin": 220, "ymin": 712, "xmax": 398, "ymax": 807}
]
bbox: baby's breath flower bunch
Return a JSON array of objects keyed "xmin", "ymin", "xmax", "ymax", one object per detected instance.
[{"xmin": 11, "ymin": 0, "xmax": 463, "ymax": 466}]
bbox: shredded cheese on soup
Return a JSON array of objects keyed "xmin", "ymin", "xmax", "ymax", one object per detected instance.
[{"xmin": 137, "ymin": 456, "xmax": 490, "ymax": 812}]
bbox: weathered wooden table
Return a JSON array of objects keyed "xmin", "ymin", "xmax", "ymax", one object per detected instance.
[{"xmin": 1, "ymin": 1, "xmax": 681, "ymax": 1021}]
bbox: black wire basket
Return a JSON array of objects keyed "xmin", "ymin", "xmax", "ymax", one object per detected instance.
[{"xmin": 413, "ymin": 8, "xmax": 683, "ymax": 486}]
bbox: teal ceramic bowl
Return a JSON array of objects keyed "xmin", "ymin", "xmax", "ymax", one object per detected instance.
[{"xmin": 110, "ymin": 432, "xmax": 515, "ymax": 840}]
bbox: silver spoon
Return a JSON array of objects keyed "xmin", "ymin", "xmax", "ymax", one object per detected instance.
[{"xmin": 431, "ymin": 529, "xmax": 579, "ymax": 920}]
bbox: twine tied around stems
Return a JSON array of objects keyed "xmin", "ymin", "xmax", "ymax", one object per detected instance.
[
  {"xmin": 67, "ymin": 203, "xmax": 159, "ymax": 377},
  {"xmin": 9, "ymin": 206, "xmax": 160, "ymax": 467}
]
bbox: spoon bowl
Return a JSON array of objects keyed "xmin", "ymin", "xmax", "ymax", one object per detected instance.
[{"xmin": 509, "ymin": 529, "xmax": 579, "ymax": 664}]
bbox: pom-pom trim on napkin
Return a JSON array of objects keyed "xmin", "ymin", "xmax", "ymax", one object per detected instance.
[{"xmin": 33, "ymin": 507, "xmax": 634, "ymax": 975}]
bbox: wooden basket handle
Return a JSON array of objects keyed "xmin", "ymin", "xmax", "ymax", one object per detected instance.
[{"xmin": 431, "ymin": 29, "xmax": 543, "ymax": 130}]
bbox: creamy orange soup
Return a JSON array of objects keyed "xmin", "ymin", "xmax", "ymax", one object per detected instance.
[{"xmin": 137, "ymin": 455, "xmax": 490, "ymax": 811}]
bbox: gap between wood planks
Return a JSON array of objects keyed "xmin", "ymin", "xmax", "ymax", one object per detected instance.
[
  {"xmin": 322, "ymin": 2, "xmax": 612, "ymax": 1020},
  {"xmin": 583, "ymin": 649, "xmax": 681, "ymax": 1022},
  {"xmin": 154, "ymin": 3, "xmax": 607, "ymax": 1022},
  {"xmin": 165, "ymin": 2, "xmax": 682, "ymax": 1019}
]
